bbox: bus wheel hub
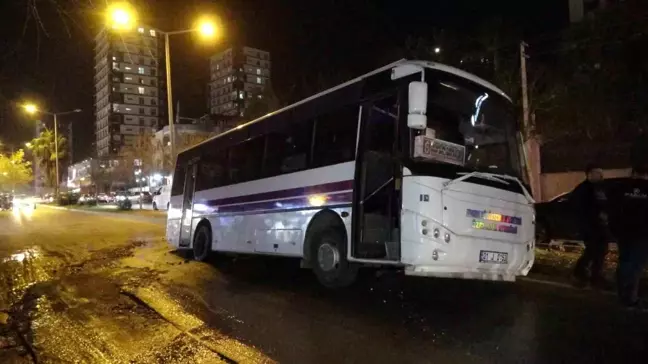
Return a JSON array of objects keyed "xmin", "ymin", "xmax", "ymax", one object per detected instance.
[{"xmin": 317, "ymin": 243, "xmax": 339, "ymax": 272}]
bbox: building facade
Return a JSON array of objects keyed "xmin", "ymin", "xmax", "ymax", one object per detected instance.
[
  {"xmin": 208, "ymin": 46, "xmax": 271, "ymax": 117},
  {"xmin": 152, "ymin": 121, "xmax": 221, "ymax": 173},
  {"xmin": 94, "ymin": 25, "xmax": 166, "ymax": 158}
]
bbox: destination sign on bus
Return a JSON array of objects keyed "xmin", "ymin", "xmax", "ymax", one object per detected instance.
[{"xmin": 413, "ymin": 135, "xmax": 465, "ymax": 166}]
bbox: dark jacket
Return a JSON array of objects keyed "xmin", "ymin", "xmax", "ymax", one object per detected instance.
[
  {"xmin": 570, "ymin": 180, "xmax": 607, "ymax": 235},
  {"xmin": 605, "ymin": 177, "xmax": 648, "ymax": 243}
]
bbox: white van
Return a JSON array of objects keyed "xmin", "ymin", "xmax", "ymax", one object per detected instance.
[{"xmin": 152, "ymin": 185, "xmax": 171, "ymax": 210}]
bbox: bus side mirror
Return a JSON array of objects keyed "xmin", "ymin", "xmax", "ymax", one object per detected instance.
[{"xmin": 408, "ymin": 81, "xmax": 427, "ymax": 130}]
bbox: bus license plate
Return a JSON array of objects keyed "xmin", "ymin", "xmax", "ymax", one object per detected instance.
[{"xmin": 479, "ymin": 250, "xmax": 508, "ymax": 264}]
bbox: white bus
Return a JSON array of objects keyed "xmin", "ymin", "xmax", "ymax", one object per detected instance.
[{"xmin": 166, "ymin": 59, "xmax": 535, "ymax": 288}]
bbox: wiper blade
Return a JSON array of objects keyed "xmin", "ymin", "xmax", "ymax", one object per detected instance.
[{"xmin": 443, "ymin": 171, "xmax": 535, "ymax": 204}]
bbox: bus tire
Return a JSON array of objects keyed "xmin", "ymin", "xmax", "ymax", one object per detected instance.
[
  {"xmin": 193, "ymin": 224, "xmax": 212, "ymax": 262},
  {"xmin": 311, "ymin": 228, "xmax": 358, "ymax": 288}
]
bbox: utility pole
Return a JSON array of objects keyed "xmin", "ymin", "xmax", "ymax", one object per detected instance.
[
  {"xmin": 519, "ymin": 41, "xmax": 541, "ymax": 200},
  {"xmin": 519, "ymin": 41, "xmax": 530, "ymax": 137}
]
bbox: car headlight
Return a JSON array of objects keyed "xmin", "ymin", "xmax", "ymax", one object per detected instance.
[{"xmin": 117, "ymin": 196, "xmax": 126, "ymax": 201}]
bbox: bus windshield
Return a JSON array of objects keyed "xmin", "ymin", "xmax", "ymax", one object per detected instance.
[{"xmin": 411, "ymin": 76, "xmax": 521, "ymax": 177}]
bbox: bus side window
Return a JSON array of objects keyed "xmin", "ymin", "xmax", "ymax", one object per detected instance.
[
  {"xmin": 312, "ymin": 105, "xmax": 359, "ymax": 167},
  {"xmin": 264, "ymin": 121, "xmax": 312, "ymax": 176},
  {"xmin": 366, "ymin": 97, "xmax": 397, "ymax": 153},
  {"xmin": 228, "ymin": 137, "xmax": 265, "ymax": 183},
  {"xmin": 170, "ymin": 158, "xmax": 185, "ymax": 196},
  {"xmin": 196, "ymin": 149, "xmax": 226, "ymax": 191}
]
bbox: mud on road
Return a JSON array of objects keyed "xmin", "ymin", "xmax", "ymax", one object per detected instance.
[{"xmin": 0, "ymin": 209, "xmax": 270, "ymax": 364}]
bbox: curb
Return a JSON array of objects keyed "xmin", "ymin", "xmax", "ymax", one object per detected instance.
[{"xmin": 38, "ymin": 204, "xmax": 166, "ymax": 225}]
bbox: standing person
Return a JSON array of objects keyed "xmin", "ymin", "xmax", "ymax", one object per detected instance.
[
  {"xmin": 605, "ymin": 170, "xmax": 648, "ymax": 310},
  {"xmin": 571, "ymin": 164, "xmax": 609, "ymax": 288}
]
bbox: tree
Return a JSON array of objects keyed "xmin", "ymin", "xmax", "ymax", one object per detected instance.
[
  {"xmin": 117, "ymin": 129, "xmax": 157, "ymax": 186},
  {"xmin": 0, "ymin": 149, "xmax": 33, "ymax": 191},
  {"xmin": 27, "ymin": 129, "xmax": 66, "ymax": 188},
  {"xmin": 153, "ymin": 132, "xmax": 214, "ymax": 175}
]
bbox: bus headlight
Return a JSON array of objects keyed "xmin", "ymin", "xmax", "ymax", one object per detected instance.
[
  {"xmin": 433, "ymin": 228, "xmax": 440, "ymax": 238},
  {"xmin": 444, "ymin": 233, "xmax": 451, "ymax": 243}
]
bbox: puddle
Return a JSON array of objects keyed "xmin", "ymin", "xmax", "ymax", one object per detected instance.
[{"xmin": 0, "ymin": 247, "xmax": 51, "ymax": 310}]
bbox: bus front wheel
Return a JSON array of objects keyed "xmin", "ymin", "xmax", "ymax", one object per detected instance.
[
  {"xmin": 193, "ymin": 224, "xmax": 212, "ymax": 262},
  {"xmin": 311, "ymin": 228, "xmax": 358, "ymax": 288}
]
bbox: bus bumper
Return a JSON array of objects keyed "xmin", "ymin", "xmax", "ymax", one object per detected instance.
[
  {"xmin": 400, "ymin": 238, "xmax": 535, "ymax": 282},
  {"xmin": 403, "ymin": 264, "xmax": 531, "ymax": 282}
]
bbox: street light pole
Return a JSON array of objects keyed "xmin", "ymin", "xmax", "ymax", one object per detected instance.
[
  {"xmin": 164, "ymin": 32, "xmax": 176, "ymax": 163},
  {"xmin": 53, "ymin": 113, "xmax": 60, "ymax": 198},
  {"xmin": 21, "ymin": 105, "xmax": 81, "ymax": 200}
]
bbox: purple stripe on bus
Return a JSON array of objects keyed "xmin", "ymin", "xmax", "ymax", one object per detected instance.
[{"xmin": 201, "ymin": 180, "xmax": 354, "ymax": 208}]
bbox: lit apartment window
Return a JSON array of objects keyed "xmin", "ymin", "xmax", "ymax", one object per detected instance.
[
  {"xmin": 138, "ymin": 87, "xmax": 145, "ymax": 94},
  {"xmin": 138, "ymin": 27, "xmax": 144, "ymax": 34},
  {"xmin": 227, "ymin": 76, "xmax": 231, "ymax": 83},
  {"xmin": 125, "ymin": 107, "xmax": 132, "ymax": 111},
  {"xmin": 150, "ymin": 29, "xmax": 156, "ymax": 37},
  {"xmin": 138, "ymin": 67, "xmax": 145, "ymax": 74},
  {"xmin": 125, "ymin": 76, "xmax": 132, "ymax": 81},
  {"xmin": 125, "ymin": 66, "xmax": 131, "ymax": 70},
  {"xmin": 256, "ymin": 68, "xmax": 261, "ymax": 75},
  {"xmin": 112, "ymin": 56, "xmax": 117, "ymax": 61},
  {"xmin": 256, "ymin": 77, "xmax": 262, "ymax": 84}
]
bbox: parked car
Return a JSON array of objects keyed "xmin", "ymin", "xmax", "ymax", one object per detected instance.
[
  {"xmin": 152, "ymin": 185, "xmax": 171, "ymax": 210},
  {"xmin": 96, "ymin": 193, "xmax": 111, "ymax": 203},
  {"xmin": 140, "ymin": 191, "xmax": 153, "ymax": 204},
  {"xmin": 42, "ymin": 193, "xmax": 55, "ymax": 203},
  {"xmin": 535, "ymin": 178, "xmax": 621, "ymax": 245},
  {"xmin": 115, "ymin": 192, "xmax": 132, "ymax": 210},
  {"xmin": 127, "ymin": 191, "xmax": 140, "ymax": 203},
  {"xmin": 78, "ymin": 194, "xmax": 97, "ymax": 206}
]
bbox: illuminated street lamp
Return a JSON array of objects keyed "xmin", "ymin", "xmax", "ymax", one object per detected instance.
[
  {"xmin": 22, "ymin": 103, "xmax": 82, "ymax": 199},
  {"xmin": 106, "ymin": 2, "xmax": 137, "ymax": 30},
  {"xmin": 107, "ymin": 4, "xmax": 219, "ymax": 163}
]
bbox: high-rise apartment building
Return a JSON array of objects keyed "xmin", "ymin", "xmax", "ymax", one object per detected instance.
[
  {"xmin": 94, "ymin": 25, "xmax": 166, "ymax": 157},
  {"xmin": 208, "ymin": 46, "xmax": 271, "ymax": 117}
]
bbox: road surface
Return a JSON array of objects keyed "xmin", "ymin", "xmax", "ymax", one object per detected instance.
[{"xmin": 0, "ymin": 207, "xmax": 647, "ymax": 363}]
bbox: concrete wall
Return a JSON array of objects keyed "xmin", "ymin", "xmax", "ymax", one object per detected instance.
[{"xmin": 539, "ymin": 168, "xmax": 631, "ymax": 201}]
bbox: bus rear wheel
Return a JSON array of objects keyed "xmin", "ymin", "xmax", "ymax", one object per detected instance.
[
  {"xmin": 311, "ymin": 228, "xmax": 358, "ymax": 288},
  {"xmin": 193, "ymin": 224, "xmax": 212, "ymax": 262}
]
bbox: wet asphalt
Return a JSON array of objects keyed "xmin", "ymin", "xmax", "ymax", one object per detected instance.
[{"xmin": 0, "ymin": 207, "xmax": 647, "ymax": 363}]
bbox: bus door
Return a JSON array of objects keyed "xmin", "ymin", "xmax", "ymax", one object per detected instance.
[
  {"xmin": 179, "ymin": 161, "xmax": 198, "ymax": 247},
  {"xmin": 353, "ymin": 95, "xmax": 401, "ymax": 261}
]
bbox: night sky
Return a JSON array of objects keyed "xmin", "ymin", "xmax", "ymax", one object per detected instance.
[{"xmin": 0, "ymin": 0, "xmax": 567, "ymax": 162}]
